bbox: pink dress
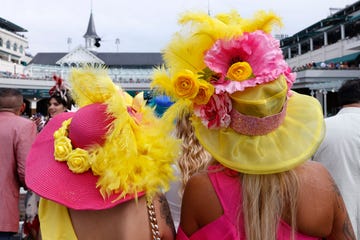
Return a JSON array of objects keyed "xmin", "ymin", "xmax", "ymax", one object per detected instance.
[{"xmin": 176, "ymin": 165, "xmax": 320, "ymax": 240}]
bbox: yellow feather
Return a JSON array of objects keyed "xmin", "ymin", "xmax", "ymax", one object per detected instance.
[
  {"xmin": 67, "ymin": 66, "xmax": 180, "ymax": 201},
  {"xmin": 69, "ymin": 66, "xmax": 117, "ymax": 107},
  {"xmin": 150, "ymin": 67, "xmax": 174, "ymax": 97},
  {"xmin": 151, "ymin": 10, "xmax": 283, "ymax": 102}
]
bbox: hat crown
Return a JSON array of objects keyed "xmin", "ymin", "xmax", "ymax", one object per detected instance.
[
  {"xmin": 230, "ymin": 76, "xmax": 287, "ymax": 118},
  {"xmin": 68, "ymin": 103, "xmax": 113, "ymax": 149}
]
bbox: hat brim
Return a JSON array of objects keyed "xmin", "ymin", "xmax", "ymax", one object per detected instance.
[
  {"xmin": 193, "ymin": 92, "xmax": 325, "ymax": 174},
  {"xmin": 25, "ymin": 112, "xmax": 144, "ymax": 210}
]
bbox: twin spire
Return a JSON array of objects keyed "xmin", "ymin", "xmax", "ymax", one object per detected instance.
[{"xmin": 83, "ymin": 11, "xmax": 101, "ymax": 49}]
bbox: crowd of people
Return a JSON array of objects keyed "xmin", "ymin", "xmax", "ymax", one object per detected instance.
[
  {"xmin": 292, "ymin": 61, "xmax": 353, "ymax": 72},
  {"xmin": 0, "ymin": 8, "xmax": 358, "ymax": 240}
]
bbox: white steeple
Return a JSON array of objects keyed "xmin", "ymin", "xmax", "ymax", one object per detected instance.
[{"xmin": 83, "ymin": 8, "xmax": 100, "ymax": 50}]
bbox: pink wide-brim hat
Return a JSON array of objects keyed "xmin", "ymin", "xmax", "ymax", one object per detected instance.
[{"xmin": 25, "ymin": 111, "xmax": 144, "ymax": 210}]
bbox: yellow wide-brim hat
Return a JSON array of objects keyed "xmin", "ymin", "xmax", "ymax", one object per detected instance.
[
  {"xmin": 151, "ymin": 10, "xmax": 325, "ymax": 174},
  {"xmin": 192, "ymin": 77, "xmax": 325, "ymax": 174}
]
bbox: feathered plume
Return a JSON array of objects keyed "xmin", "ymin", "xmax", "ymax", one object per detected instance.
[
  {"xmin": 49, "ymin": 75, "xmax": 69, "ymax": 103},
  {"xmin": 69, "ymin": 66, "xmax": 119, "ymax": 107},
  {"xmin": 66, "ymin": 66, "xmax": 180, "ymax": 200}
]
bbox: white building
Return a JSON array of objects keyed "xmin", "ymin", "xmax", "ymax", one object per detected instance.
[
  {"xmin": 26, "ymin": 12, "xmax": 160, "ymax": 87},
  {"xmin": 2, "ymin": 3, "xmax": 360, "ymax": 117},
  {"xmin": 0, "ymin": 17, "xmax": 32, "ymax": 76},
  {"xmin": 280, "ymin": 0, "xmax": 360, "ymax": 116},
  {"xmin": 0, "ymin": 11, "xmax": 161, "ymax": 116}
]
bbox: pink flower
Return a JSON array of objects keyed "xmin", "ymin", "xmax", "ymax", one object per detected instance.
[
  {"xmin": 194, "ymin": 93, "xmax": 232, "ymax": 129},
  {"xmin": 204, "ymin": 30, "xmax": 293, "ymax": 94}
]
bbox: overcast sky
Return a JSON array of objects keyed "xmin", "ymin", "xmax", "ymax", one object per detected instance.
[{"xmin": 1, "ymin": 0, "xmax": 356, "ymax": 55}]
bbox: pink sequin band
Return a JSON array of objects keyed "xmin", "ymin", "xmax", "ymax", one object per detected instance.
[{"xmin": 230, "ymin": 102, "xmax": 287, "ymax": 136}]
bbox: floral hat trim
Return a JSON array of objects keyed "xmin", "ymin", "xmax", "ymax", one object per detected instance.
[
  {"xmin": 54, "ymin": 118, "xmax": 90, "ymax": 173},
  {"xmin": 52, "ymin": 98, "xmax": 148, "ymax": 176},
  {"xmin": 205, "ymin": 30, "xmax": 294, "ymax": 95},
  {"xmin": 152, "ymin": 34, "xmax": 294, "ymax": 131}
]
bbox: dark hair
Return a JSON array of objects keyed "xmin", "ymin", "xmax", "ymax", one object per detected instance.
[
  {"xmin": 0, "ymin": 88, "xmax": 23, "ymax": 109},
  {"xmin": 48, "ymin": 75, "xmax": 74, "ymax": 110},
  {"xmin": 338, "ymin": 79, "xmax": 360, "ymax": 106},
  {"xmin": 49, "ymin": 91, "xmax": 74, "ymax": 110}
]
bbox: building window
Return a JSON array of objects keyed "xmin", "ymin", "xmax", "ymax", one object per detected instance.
[
  {"xmin": 13, "ymin": 43, "xmax": 17, "ymax": 51},
  {"xmin": 0, "ymin": 38, "xmax": 2, "ymax": 47},
  {"xmin": 19, "ymin": 45, "xmax": 23, "ymax": 53},
  {"xmin": 6, "ymin": 40, "xmax": 11, "ymax": 49}
]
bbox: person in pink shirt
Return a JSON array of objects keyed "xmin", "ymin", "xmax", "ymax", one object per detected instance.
[
  {"xmin": 151, "ymin": 10, "xmax": 355, "ymax": 240},
  {"xmin": 0, "ymin": 88, "xmax": 37, "ymax": 240},
  {"xmin": 23, "ymin": 75, "xmax": 74, "ymax": 240}
]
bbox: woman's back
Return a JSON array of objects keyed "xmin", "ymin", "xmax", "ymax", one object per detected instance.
[
  {"xmin": 26, "ymin": 68, "xmax": 180, "ymax": 240},
  {"xmin": 179, "ymin": 161, "xmax": 355, "ymax": 239},
  {"xmin": 69, "ymin": 194, "xmax": 175, "ymax": 240},
  {"xmin": 146, "ymin": 7, "xmax": 355, "ymax": 240}
]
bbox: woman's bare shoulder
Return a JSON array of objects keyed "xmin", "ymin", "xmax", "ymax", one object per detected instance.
[
  {"xmin": 185, "ymin": 172, "xmax": 211, "ymax": 192},
  {"xmin": 296, "ymin": 161, "xmax": 337, "ymax": 215},
  {"xmin": 179, "ymin": 171, "xmax": 223, "ymax": 236},
  {"xmin": 296, "ymin": 161, "xmax": 333, "ymax": 186},
  {"xmin": 295, "ymin": 161, "xmax": 356, "ymax": 239},
  {"xmin": 152, "ymin": 193, "xmax": 176, "ymax": 240},
  {"xmin": 181, "ymin": 172, "xmax": 214, "ymax": 213}
]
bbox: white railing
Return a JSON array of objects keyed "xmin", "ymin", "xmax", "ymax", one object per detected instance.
[
  {"xmin": 0, "ymin": 76, "xmax": 151, "ymax": 91},
  {"xmin": 286, "ymin": 36, "xmax": 360, "ymax": 68},
  {"xmin": 0, "ymin": 58, "xmax": 26, "ymax": 74}
]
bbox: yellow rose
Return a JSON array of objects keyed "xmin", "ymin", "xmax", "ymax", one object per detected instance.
[
  {"xmin": 54, "ymin": 136, "xmax": 72, "ymax": 161},
  {"xmin": 173, "ymin": 70, "xmax": 199, "ymax": 99},
  {"xmin": 53, "ymin": 119, "xmax": 72, "ymax": 139},
  {"xmin": 66, "ymin": 148, "xmax": 90, "ymax": 173},
  {"xmin": 226, "ymin": 61, "xmax": 253, "ymax": 82},
  {"xmin": 193, "ymin": 80, "xmax": 215, "ymax": 105},
  {"xmin": 90, "ymin": 157, "xmax": 106, "ymax": 176}
]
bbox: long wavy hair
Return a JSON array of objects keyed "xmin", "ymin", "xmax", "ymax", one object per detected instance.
[
  {"xmin": 175, "ymin": 110, "xmax": 212, "ymax": 194},
  {"xmin": 174, "ymin": 109, "xmax": 299, "ymax": 240},
  {"xmin": 241, "ymin": 169, "xmax": 299, "ymax": 240}
]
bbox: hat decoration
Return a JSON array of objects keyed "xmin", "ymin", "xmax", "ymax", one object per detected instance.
[
  {"xmin": 152, "ymin": 11, "xmax": 295, "ymax": 130},
  {"xmin": 151, "ymin": 11, "xmax": 324, "ymax": 174},
  {"xmin": 49, "ymin": 75, "xmax": 69, "ymax": 102},
  {"xmin": 66, "ymin": 68, "xmax": 179, "ymax": 199},
  {"xmin": 26, "ymin": 67, "xmax": 180, "ymax": 209}
]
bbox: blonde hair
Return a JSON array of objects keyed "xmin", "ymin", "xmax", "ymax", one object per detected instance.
[
  {"xmin": 241, "ymin": 170, "xmax": 299, "ymax": 240},
  {"xmin": 175, "ymin": 110, "xmax": 212, "ymax": 194}
]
